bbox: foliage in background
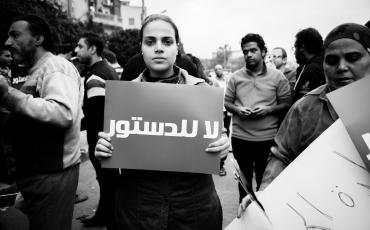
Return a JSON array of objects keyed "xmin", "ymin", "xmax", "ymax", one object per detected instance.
[
  {"xmin": 0, "ymin": 0, "xmax": 90, "ymax": 50},
  {"xmin": 108, "ymin": 29, "xmax": 140, "ymax": 68},
  {"xmin": 0, "ymin": 0, "xmax": 140, "ymax": 67}
]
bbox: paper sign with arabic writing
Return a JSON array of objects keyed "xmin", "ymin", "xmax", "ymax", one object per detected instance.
[
  {"xmin": 225, "ymin": 119, "xmax": 370, "ymax": 230},
  {"xmin": 327, "ymin": 75, "xmax": 370, "ymax": 172},
  {"xmin": 102, "ymin": 81, "xmax": 224, "ymax": 174}
]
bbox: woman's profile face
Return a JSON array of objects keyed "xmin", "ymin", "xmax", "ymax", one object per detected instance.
[{"xmin": 141, "ymin": 20, "xmax": 178, "ymax": 78}]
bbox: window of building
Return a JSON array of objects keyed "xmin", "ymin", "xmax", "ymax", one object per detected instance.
[{"xmin": 129, "ymin": 17, "xmax": 135, "ymax": 25}]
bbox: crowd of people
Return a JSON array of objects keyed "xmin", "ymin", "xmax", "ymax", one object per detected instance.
[{"xmin": 0, "ymin": 12, "xmax": 369, "ymax": 230}]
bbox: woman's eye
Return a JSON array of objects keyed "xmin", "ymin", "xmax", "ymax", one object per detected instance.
[
  {"xmin": 144, "ymin": 39, "xmax": 154, "ymax": 46},
  {"xmin": 163, "ymin": 39, "xmax": 174, "ymax": 46},
  {"xmin": 324, "ymin": 55, "xmax": 339, "ymax": 66},
  {"xmin": 346, "ymin": 53, "xmax": 362, "ymax": 63}
]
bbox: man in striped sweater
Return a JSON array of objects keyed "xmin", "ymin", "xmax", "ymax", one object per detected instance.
[{"xmin": 75, "ymin": 32, "xmax": 119, "ymax": 229}]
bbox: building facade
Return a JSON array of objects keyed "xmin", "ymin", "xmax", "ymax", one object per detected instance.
[{"xmin": 54, "ymin": 0, "xmax": 145, "ymax": 33}]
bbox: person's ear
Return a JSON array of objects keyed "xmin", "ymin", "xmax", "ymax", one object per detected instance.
[
  {"xmin": 283, "ymin": 57, "xmax": 287, "ymax": 65},
  {"xmin": 261, "ymin": 48, "xmax": 267, "ymax": 59},
  {"xmin": 177, "ymin": 43, "xmax": 180, "ymax": 55},
  {"xmin": 89, "ymin": 45, "xmax": 97, "ymax": 55},
  {"xmin": 34, "ymin": 35, "xmax": 44, "ymax": 47}
]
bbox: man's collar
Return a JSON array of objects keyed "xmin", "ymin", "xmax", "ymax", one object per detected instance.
[
  {"xmin": 245, "ymin": 62, "xmax": 267, "ymax": 76},
  {"xmin": 29, "ymin": 51, "xmax": 52, "ymax": 74}
]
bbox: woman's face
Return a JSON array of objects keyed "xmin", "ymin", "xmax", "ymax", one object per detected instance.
[
  {"xmin": 324, "ymin": 38, "xmax": 370, "ymax": 91},
  {"xmin": 141, "ymin": 20, "xmax": 178, "ymax": 78}
]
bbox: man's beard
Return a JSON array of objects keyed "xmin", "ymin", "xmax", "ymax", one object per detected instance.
[
  {"xmin": 246, "ymin": 60, "xmax": 258, "ymax": 70},
  {"xmin": 295, "ymin": 52, "xmax": 305, "ymax": 65}
]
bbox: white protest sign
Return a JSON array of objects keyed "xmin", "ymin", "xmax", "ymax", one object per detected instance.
[
  {"xmin": 102, "ymin": 81, "xmax": 224, "ymax": 174},
  {"xmin": 226, "ymin": 119, "xmax": 370, "ymax": 230},
  {"xmin": 327, "ymin": 75, "xmax": 370, "ymax": 172}
]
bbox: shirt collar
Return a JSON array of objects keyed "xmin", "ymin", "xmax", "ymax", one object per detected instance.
[
  {"xmin": 141, "ymin": 65, "xmax": 182, "ymax": 84},
  {"xmin": 245, "ymin": 62, "xmax": 267, "ymax": 76},
  {"xmin": 320, "ymin": 85, "xmax": 339, "ymax": 121}
]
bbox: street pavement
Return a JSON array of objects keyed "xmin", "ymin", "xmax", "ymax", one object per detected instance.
[{"xmin": 72, "ymin": 152, "xmax": 239, "ymax": 230}]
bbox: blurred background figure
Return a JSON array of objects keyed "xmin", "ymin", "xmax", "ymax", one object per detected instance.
[
  {"xmin": 271, "ymin": 47, "xmax": 296, "ymax": 95},
  {"xmin": 102, "ymin": 49, "xmax": 123, "ymax": 79},
  {"xmin": 210, "ymin": 64, "xmax": 231, "ymax": 176},
  {"xmin": 292, "ymin": 27, "xmax": 326, "ymax": 103},
  {"xmin": 0, "ymin": 46, "xmax": 12, "ymax": 185}
]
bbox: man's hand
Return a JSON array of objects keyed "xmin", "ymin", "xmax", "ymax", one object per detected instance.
[
  {"xmin": 252, "ymin": 106, "xmax": 272, "ymax": 117},
  {"xmin": 0, "ymin": 75, "xmax": 10, "ymax": 98},
  {"xmin": 237, "ymin": 106, "xmax": 253, "ymax": 119}
]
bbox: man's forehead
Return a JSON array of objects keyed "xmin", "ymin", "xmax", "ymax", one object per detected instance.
[
  {"xmin": 9, "ymin": 20, "xmax": 30, "ymax": 33},
  {"xmin": 242, "ymin": 42, "xmax": 259, "ymax": 50},
  {"xmin": 272, "ymin": 48, "xmax": 282, "ymax": 55},
  {"xmin": 78, "ymin": 38, "xmax": 87, "ymax": 45}
]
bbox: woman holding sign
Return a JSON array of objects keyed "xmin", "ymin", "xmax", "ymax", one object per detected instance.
[{"xmin": 95, "ymin": 14, "xmax": 229, "ymax": 230}]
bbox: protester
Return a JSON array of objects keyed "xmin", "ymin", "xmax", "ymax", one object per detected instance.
[
  {"xmin": 95, "ymin": 14, "xmax": 229, "ymax": 230},
  {"xmin": 292, "ymin": 27, "xmax": 326, "ymax": 103},
  {"xmin": 271, "ymin": 47, "xmax": 296, "ymax": 93},
  {"xmin": 238, "ymin": 23, "xmax": 370, "ymax": 216},
  {"xmin": 102, "ymin": 49, "xmax": 123, "ymax": 79},
  {"xmin": 0, "ymin": 15, "xmax": 83, "ymax": 229},
  {"xmin": 210, "ymin": 64, "xmax": 231, "ymax": 176},
  {"xmin": 0, "ymin": 46, "xmax": 12, "ymax": 81},
  {"xmin": 0, "ymin": 46, "xmax": 12, "ymax": 184},
  {"xmin": 74, "ymin": 32, "xmax": 119, "ymax": 229},
  {"xmin": 186, "ymin": 53, "xmax": 212, "ymax": 84},
  {"xmin": 225, "ymin": 33, "xmax": 291, "ymax": 202}
]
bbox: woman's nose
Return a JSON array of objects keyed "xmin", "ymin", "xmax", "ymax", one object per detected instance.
[
  {"xmin": 337, "ymin": 59, "xmax": 349, "ymax": 72},
  {"xmin": 154, "ymin": 42, "xmax": 163, "ymax": 53}
]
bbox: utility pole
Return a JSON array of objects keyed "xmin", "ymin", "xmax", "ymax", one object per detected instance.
[{"xmin": 141, "ymin": 0, "xmax": 145, "ymax": 24}]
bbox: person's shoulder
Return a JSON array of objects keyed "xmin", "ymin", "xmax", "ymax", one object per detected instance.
[
  {"xmin": 181, "ymin": 69, "xmax": 206, "ymax": 85},
  {"xmin": 229, "ymin": 67, "xmax": 246, "ymax": 79},
  {"xmin": 305, "ymin": 84, "xmax": 326, "ymax": 96},
  {"xmin": 266, "ymin": 66, "xmax": 281, "ymax": 74},
  {"xmin": 305, "ymin": 56, "xmax": 324, "ymax": 71},
  {"xmin": 266, "ymin": 66, "xmax": 288, "ymax": 82},
  {"xmin": 90, "ymin": 60, "xmax": 117, "ymax": 80},
  {"xmin": 293, "ymin": 85, "xmax": 326, "ymax": 110},
  {"xmin": 132, "ymin": 75, "xmax": 142, "ymax": 82},
  {"xmin": 39, "ymin": 53, "xmax": 78, "ymax": 75}
]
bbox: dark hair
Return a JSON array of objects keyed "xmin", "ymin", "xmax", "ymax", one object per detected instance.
[
  {"xmin": 185, "ymin": 53, "xmax": 210, "ymax": 83},
  {"xmin": 241, "ymin": 33, "xmax": 267, "ymax": 53},
  {"xmin": 273, "ymin": 47, "xmax": 287, "ymax": 58},
  {"xmin": 295, "ymin": 28, "xmax": 323, "ymax": 55},
  {"xmin": 102, "ymin": 49, "xmax": 117, "ymax": 63},
  {"xmin": 81, "ymin": 32, "xmax": 104, "ymax": 57},
  {"xmin": 140, "ymin": 14, "xmax": 180, "ymax": 43},
  {"xmin": 13, "ymin": 14, "xmax": 55, "ymax": 52},
  {"xmin": 57, "ymin": 43, "xmax": 74, "ymax": 54}
]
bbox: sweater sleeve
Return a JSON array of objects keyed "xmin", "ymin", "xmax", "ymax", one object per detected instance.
[{"xmin": 2, "ymin": 71, "xmax": 80, "ymax": 128}]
